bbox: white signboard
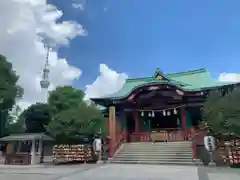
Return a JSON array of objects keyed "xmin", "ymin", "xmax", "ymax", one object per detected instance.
[{"xmin": 204, "ymin": 136, "xmax": 216, "ymax": 152}]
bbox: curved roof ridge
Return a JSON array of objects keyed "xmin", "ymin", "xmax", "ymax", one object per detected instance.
[
  {"xmin": 126, "ymin": 77, "xmax": 154, "ymax": 82},
  {"xmin": 126, "ymin": 68, "xmax": 207, "ymax": 82},
  {"xmin": 167, "ymin": 68, "xmax": 207, "ymax": 77}
]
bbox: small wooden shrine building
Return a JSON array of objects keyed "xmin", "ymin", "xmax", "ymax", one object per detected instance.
[
  {"xmin": 91, "ymin": 68, "xmax": 240, "ymax": 157},
  {"xmin": 0, "ymin": 133, "xmax": 53, "ymax": 165}
]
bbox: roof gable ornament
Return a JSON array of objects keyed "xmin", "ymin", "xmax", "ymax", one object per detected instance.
[{"xmin": 154, "ymin": 68, "xmax": 169, "ymax": 81}]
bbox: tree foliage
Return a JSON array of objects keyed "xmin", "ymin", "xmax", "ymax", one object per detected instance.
[
  {"xmin": 6, "ymin": 121, "xmax": 25, "ymax": 134},
  {"xmin": 5, "ymin": 105, "xmax": 25, "ymax": 134},
  {"xmin": 23, "ymin": 103, "xmax": 51, "ymax": 133},
  {"xmin": 47, "ymin": 103, "xmax": 105, "ymax": 143},
  {"xmin": 0, "ymin": 55, "xmax": 23, "ymax": 136},
  {"xmin": 20, "ymin": 85, "xmax": 106, "ymax": 142},
  {"xmin": 46, "ymin": 86, "xmax": 106, "ymax": 143},
  {"xmin": 48, "ymin": 86, "xmax": 85, "ymax": 114},
  {"xmin": 202, "ymin": 88, "xmax": 240, "ymax": 136}
]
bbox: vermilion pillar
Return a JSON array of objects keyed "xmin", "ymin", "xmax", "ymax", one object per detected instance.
[
  {"xmin": 108, "ymin": 106, "xmax": 116, "ymax": 157},
  {"xmin": 181, "ymin": 108, "xmax": 199, "ymax": 162},
  {"xmin": 121, "ymin": 113, "xmax": 127, "ymax": 142},
  {"xmin": 180, "ymin": 107, "xmax": 187, "ymax": 140},
  {"xmin": 134, "ymin": 111, "xmax": 140, "ymax": 141}
]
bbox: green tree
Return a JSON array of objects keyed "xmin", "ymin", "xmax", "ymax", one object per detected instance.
[
  {"xmin": 6, "ymin": 120, "xmax": 25, "ymax": 134},
  {"xmin": 47, "ymin": 102, "xmax": 106, "ymax": 143},
  {"xmin": 5, "ymin": 105, "xmax": 25, "ymax": 134},
  {"xmin": 0, "ymin": 55, "xmax": 23, "ymax": 137},
  {"xmin": 47, "ymin": 86, "xmax": 106, "ymax": 143},
  {"xmin": 22, "ymin": 103, "xmax": 51, "ymax": 133},
  {"xmin": 48, "ymin": 86, "xmax": 85, "ymax": 114},
  {"xmin": 202, "ymin": 88, "xmax": 240, "ymax": 136}
]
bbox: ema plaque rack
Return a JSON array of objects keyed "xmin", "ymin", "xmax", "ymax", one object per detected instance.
[
  {"xmin": 218, "ymin": 139, "xmax": 240, "ymax": 166},
  {"xmin": 52, "ymin": 144, "xmax": 94, "ymax": 164}
]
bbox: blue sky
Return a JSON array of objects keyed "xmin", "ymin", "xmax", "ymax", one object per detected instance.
[{"xmin": 51, "ymin": 0, "xmax": 240, "ymax": 88}]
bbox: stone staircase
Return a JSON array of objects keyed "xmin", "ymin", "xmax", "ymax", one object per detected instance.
[{"xmin": 111, "ymin": 141, "xmax": 195, "ymax": 165}]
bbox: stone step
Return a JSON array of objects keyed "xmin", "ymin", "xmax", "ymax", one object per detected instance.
[
  {"xmin": 126, "ymin": 142, "xmax": 192, "ymax": 146},
  {"xmin": 120, "ymin": 150, "xmax": 192, "ymax": 153},
  {"xmin": 122, "ymin": 148, "xmax": 192, "ymax": 151},
  {"xmin": 124, "ymin": 148, "xmax": 192, "ymax": 150},
  {"xmin": 124, "ymin": 145, "xmax": 192, "ymax": 148},
  {"xmin": 117, "ymin": 154, "xmax": 192, "ymax": 158},
  {"xmin": 111, "ymin": 160, "xmax": 195, "ymax": 165},
  {"xmin": 123, "ymin": 146, "xmax": 192, "ymax": 148},
  {"xmin": 112, "ymin": 142, "xmax": 194, "ymax": 166},
  {"xmin": 115, "ymin": 156, "xmax": 193, "ymax": 160},
  {"xmin": 124, "ymin": 142, "xmax": 191, "ymax": 145},
  {"xmin": 127, "ymin": 142, "xmax": 192, "ymax": 144},
  {"xmin": 125, "ymin": 144, "xmax": 191, "ymax": 148},
  {"xmin": 118, "ymin": 151, "xmax": 192, "ymax": 156},
  {"xmin": 125, "ymin": 143, "xmax": 192, "ymax": 146},
  {"xmin": 113, "ymin": 159, "xmax": 194, "ymax": 163},
  {"xmin": 115, "ymin": 154, "xmax": 193, "ymax": 158}
]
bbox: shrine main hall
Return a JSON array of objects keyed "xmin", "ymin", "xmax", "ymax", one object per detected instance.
[{"xmin": 91, "ymin": 68, "xmax": 239, "ymax": 157}]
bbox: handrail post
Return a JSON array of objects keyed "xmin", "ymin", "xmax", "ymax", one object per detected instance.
[
  {"xmin": 192, "ymin": 142, "xmax": 198, "ymax": 160},
  {"xmin": 191, "ymin": 130, "xmax": 202, "ymax": 165}
]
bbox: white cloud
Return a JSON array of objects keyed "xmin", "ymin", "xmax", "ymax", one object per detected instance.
[
  {"xmin": 0, "ymin": 0, "xmax": 85, "ymax": 110},
  {"xmin": 218, "ymin": 73, "xmax": 240, "ymax": 82},
  {"xmin": 72, "ymin": 0, "xmax": 86, "ymax": 11},
  {"xmin": 85, "ymin": 64, "xmax": 128, "ymax": 99}
]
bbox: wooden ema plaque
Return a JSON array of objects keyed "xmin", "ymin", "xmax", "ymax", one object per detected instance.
[
  {"xmin": 218, "ymin": 139, "xmax": 240, "ymax": 165},
  {"xmin": 228, "ymin": 140, "xmax": 240, "ymax": 165},
  {"xmin": 52, "ymin": 144, "xmax": 94, "ymax": 164}
]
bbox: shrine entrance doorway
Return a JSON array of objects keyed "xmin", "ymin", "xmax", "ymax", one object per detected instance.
[{"xmin": 149, "ymin": 112, "xmax": 181, "ymax": 131}]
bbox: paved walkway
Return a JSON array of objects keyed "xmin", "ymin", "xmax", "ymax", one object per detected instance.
[
  {"xmin": 198, "ymin": 166, "xmax": 240, "ymax": 180},
  {"xmin": 0, "ymin": 164, "xmax": 100, "ymax": 180},
  {"xmin": 0, "ymin": 164, "xmax": 239, "ymax": 180}
]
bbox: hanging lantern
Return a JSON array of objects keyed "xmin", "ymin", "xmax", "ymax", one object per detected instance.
[
  {"xmin": 167, "ymin": 111, "xmax": 171, "ymax": 116},
  {"xmin": 152, "ymin": 111, "xmax": 155, "ymax": 117},
  {"xmin": 141, "ymin": 111, "xmax": 144, "ymax": 116},
  {"xmin": 173, "ymin": 108, "xmax": 177, "ymax": 115},
  {"xmin": 163, "ymin": 110, "xmax": 166, "ymax": 116},
  {"xmin": 148, "ymin": 112, "xmax": 152, "ymax": 117}
]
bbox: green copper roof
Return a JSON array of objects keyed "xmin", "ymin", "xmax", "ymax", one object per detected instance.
[{"xmin": 93, "ymin": 68, "xmax": 236, "ymax": 100}]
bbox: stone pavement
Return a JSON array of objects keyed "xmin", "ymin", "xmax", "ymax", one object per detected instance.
[
  {"xmin": 0, "ymin": 163, "xmax": 240, "ymax": 180},
  {"xmin": 198, "ymin": 166, "xmax": 240, "ymax": 180},
  {"xmin": 60, "ymin": 164, "xmax": 199, "ymax": 180},
  {"xmin": 0, "ymin": 164, "xmax": 100, "ymax": 180}
]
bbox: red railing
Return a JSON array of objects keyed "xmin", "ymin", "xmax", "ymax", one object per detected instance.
[
  {"xmin": 166, "ymin": 128, "xmax": 190, "ymax": 141},
  {"xmin": 130, "ymin": 132, "xmax": 151, "ymax": 142},
  {"xmin": 108, "ymin": 126, "xmax": 124, "ymax": 158},
  {"xmin": 112, "ymin": 141, "xmax": 121, "ymax": 155},
  {"xmin": 189, "ymin": 128, "xmax": 207, "ymax": 160},
  {"xmin": 109, "ymin": 138, "xmax": 122, "ymax": 158},
  {"xmin": 129, "ymin": 129, "xmax": 192, "ymax": 142}
]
